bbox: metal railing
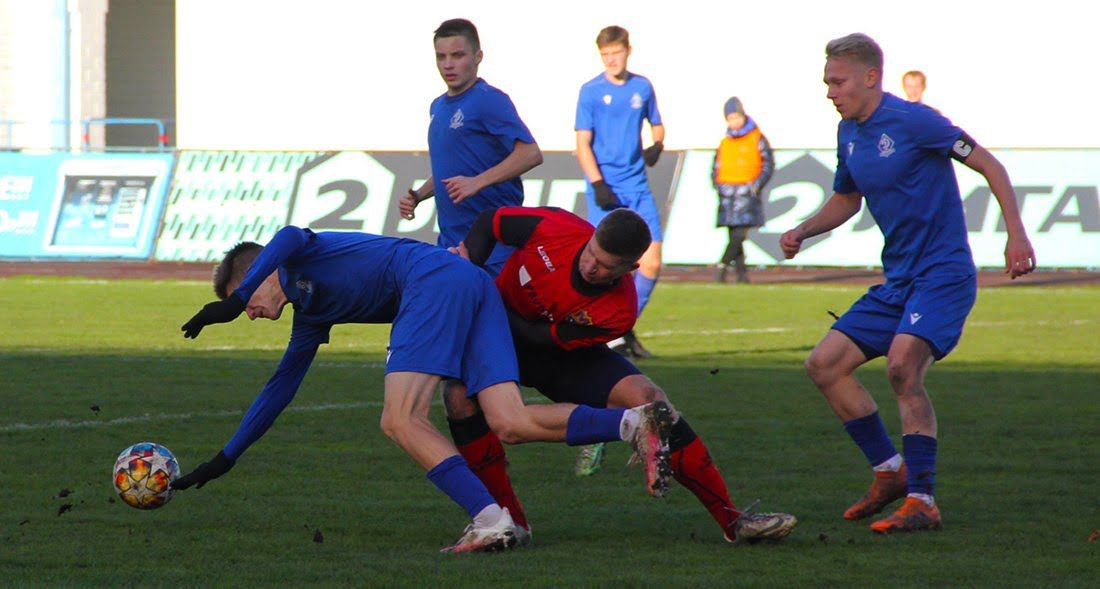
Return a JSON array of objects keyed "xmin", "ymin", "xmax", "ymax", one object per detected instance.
[{"xmin": 0, "ymin": 118, "xmax": 171, "ymax": 151}]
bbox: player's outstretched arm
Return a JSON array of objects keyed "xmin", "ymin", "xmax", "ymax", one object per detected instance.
[
  {"xmin": 170, "ymin": 451, "xmax": 235, "ymax": 490},
  {"xmin": 963, "ymin": 145, "xmax": 1036, "ymax": 278},
  {"xmin": 181, "ymin": 295, "xmax": 246, "ymax": 339},
  {"xmin": 780, "ymin": 192, "xmax": 862, "ymax": 259}
]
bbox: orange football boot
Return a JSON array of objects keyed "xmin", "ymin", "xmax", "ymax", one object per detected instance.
[
  {"xmin": 843, "ymin": 464, "xmax": 908, "ymax": 520},
  {"xmin": 870, "ymin": 496, "xmax": 942, "ymax": 533}
]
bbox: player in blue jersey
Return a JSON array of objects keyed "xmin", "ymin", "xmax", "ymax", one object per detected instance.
[
  {"xmin": 573, "ymin": 25, "xmax": 666, "ymax": 476},
  {"xmin": 575, "ymin": 25, "xmax": 665, "ymax": 362},
  {"xmin": 400, "ymin": 18, "xmax": 542, "ymax": 275},
  {"xmin": 169, "ymin": 226, "xmax": 673, "ymax": 553},
  {"xmin": 780, "ymin": 33, "xmax": 1036, "ymax": 534}
]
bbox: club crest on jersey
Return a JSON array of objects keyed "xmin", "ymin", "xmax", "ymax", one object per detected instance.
[
  {"xmin": 565, "ymin": 309, "xmax": 594, "ymax": 326},
  {"xmin": 450, "ymin": 109, "xmax": 465, "ymax": 129},
  {"xmin": 602, "ymin": 94, "xmax": 612, "ymax": 105},
  {"xmin": 630, "ymin": 92, "xmax": 643, "ymax": 109},
  {"xmin": 878, "ymin": 134, "xmax": 896, "ymax": 158}
]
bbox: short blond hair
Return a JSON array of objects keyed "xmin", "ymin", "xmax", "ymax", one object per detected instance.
[{"xmin": 825, "ymin": 33, "xmax": 883, "ymax": 71}]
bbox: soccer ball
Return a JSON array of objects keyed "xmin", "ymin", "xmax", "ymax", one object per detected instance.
[{"xmin": 112, "ymin": 442, "xmax": 181, "ymax": 509}]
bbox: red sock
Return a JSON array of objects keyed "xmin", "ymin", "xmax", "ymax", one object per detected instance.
[
  {"xmin": 456, "ymin": 431, "xmax": 528, "ymax": 530},
  {"xmin": 671, "ymin": 436, "xmax": 740, "ymax": 536}
]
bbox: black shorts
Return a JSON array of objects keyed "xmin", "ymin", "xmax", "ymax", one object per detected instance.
[{"xmin": 516, "ymin": 343, "xmax": 641, "ymax": 408}]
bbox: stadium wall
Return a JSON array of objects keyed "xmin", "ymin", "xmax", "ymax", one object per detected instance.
[{"xmin": 2, "ymin": 149, "xmax": 1097, "ymax": 269}]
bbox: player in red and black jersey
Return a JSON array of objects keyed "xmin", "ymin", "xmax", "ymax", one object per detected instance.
[{"xmin": 445, "ymin": 205, "xmax": 797, "ymax": 544}]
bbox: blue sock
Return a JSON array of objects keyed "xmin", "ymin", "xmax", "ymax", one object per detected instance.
[
  {"xmin": 565, "ymin": 405, "xmax": 627, "ymax": 446},
  {"xmin": 426, "ymin": 455, "xmax": 496, "ymax": 519},
  {"xmin": 634, "ymin": 273, "xmax": 657, "ymax": 316},
  {"xmin": 902, "ymin": 434, "xmax": 937, "ymax": 496},
  {"xmin": 843, "ymin": 411, "xmax": 898, "ymax": 468}
]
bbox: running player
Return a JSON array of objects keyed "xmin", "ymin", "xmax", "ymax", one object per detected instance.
[
  {"xmin": 400, "ymin": 18, "xmax": 541, "ymax": 275},
  {"xmin": 170, "ymin": 226, "xmax": 672, "ymax": 553},
  {"xmin": 780, "ymin": 33, "xmax": 1036, "ymax": 533},
  {"xmin": 446, "ymin": 206, "xmax": 797, "ymax": 544}
]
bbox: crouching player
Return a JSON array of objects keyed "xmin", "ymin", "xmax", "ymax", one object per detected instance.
[
  {"xmin": 445, "ymin": 206, "xmax": 798, "ymax": 544},
  {"xmin": 170, "ymin": 226, "xmax": 672, "ymax": 553}
]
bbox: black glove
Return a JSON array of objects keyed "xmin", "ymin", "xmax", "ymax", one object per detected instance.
[
  {"xmin": 181, "ymin": 295, "xmax": 246, "ymax": 339},
  {"xmin": 592, "ymin": 180, "xmax": 622, "ymax": 211},
  {"xmin": 643, "ymin": 141, "xmax": 664, "ymax": 167},
  {"xmin": 171, "ymin": 451, "xmax": 236, "ymax": 490}
]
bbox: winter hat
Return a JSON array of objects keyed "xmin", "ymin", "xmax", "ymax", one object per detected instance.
[{"xmin": 724, "ymin": 97, "xmax": 745, "ymax": 117}]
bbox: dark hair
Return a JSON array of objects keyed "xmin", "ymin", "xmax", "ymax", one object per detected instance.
[
  {"xmin": 213, "ymin": 241, "xmax": 263, "ymax": 299},
  {"xmin": 594, "ymin": 209, "xmax": 651, "ymax": 262},
  {"xmin": 596, "ymin": 25, "xmax": 630, "ymax": 49},
  {"xmin": 434, "ymin": 18, "xmax": 480, "ymax": 53}
]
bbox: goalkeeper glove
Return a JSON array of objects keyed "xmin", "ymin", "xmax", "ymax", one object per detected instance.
[
  {"xmin": 181, "ymin": 295, "xmax": 246, "ymax": 339},
  {"xmin": 643, "ymin": 141, "xmax": 664, "ymax": 167},
  {"xmin": 171, "ymin": 451, "xmax": 236, "ymax": 490},
  {"xmin": 592, "ymin": 180, "xmax": 623, "ymax": 211}
]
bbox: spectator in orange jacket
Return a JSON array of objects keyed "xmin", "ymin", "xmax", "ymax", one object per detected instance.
[{"xmin": 711, "ymin": 97, "xmax": 774, "ymax": 283}]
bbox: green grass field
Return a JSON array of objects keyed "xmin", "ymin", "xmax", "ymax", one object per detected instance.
[{"xmin": 1, "ymin": 276, "xmax": 1097, "ymax": 587}]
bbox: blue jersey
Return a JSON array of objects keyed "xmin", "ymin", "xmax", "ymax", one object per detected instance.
[
  {"xmin": 428, "ymin": 78, "xmax": 535, "ymax": 271},
  {"xmin": 575, "ymin": 72, "xmax": 662, "ymax": 192},
  {"xmin": 222, "ymin": 226, "xmax": 515, "ymax": 459},
  {"xmin": 833, "ymin": 93, "xmax": 975, "ymax": 283}
]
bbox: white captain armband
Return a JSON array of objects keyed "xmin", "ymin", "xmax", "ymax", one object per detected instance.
[{"xmin": 950, "ymin": 132, "xmax": 977, "ymax": 162}]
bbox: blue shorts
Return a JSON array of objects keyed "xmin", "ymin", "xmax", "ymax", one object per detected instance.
[
  {"xmin": 585, "ymin": 187, "xmax": 664, "ymax": 242},
  {"xmin": 516, "ymin": 343, "xmax": 641, "ymax": 407},
  {"xmin": 385, "ymin": 257, "xmax": 519, "ymax": 396},
  {"xmin": 832, "ymin": 273, "xmax": 977, "ymax": 360}
]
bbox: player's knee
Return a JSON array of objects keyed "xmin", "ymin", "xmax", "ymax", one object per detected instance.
[
  {"xmin": 885, "ymin": 360, "xmax": 921, "ymax": 393},
  {"xmin": 804, "ymin": 352, "xmax": 833, "ymax": 386},
  {"xmin": 379, "ymin": 410, "xmax": 412, "ymax": 442},
  {"xmin": 489, "ymin": 420, "xmax": 526, "ymax": 445}
]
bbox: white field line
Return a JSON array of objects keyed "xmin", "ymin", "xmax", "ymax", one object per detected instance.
[
  {"xmin": 640, "ymin": 327, "xmax": 791, "ymax": 337},
  {"xmin": 0, "ymin": 395, "xmax": 550, "ymax": 434}
]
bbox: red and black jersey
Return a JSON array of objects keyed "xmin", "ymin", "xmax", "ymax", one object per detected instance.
[{"xmin": 491, "ymin": 206, "xmax": 637, "ymax": 350}]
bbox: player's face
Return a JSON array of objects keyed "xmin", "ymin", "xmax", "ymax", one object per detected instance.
[
  {"xmin": 579, "ymin": 238, "xmax": 638, "ymax": 286},
  {"xmin": 234, "ymin": 272, "xmax": 289, "ymax": 321},
  {"xmin": 599, "ymin": 43, "xmax": 630, "ymax": 79},
  {"xmin": 824, "ymin": 56, "xmax": 880, "ymax": 122},
  {"xmin": 902, "ymin": 75, "xmax": 925, "ymax": 102},
  {"xmin": 435, "ymin": 35, "xmax": 482, "ymax": 96},
  {"xmin": 726, "ymin": 112, "xmax": 746, "ymax": 131}
]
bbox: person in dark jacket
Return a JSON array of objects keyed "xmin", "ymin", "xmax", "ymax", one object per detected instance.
[{"xmin": 712, "ymin": 96, "xmax": 774, "ymax": 283}]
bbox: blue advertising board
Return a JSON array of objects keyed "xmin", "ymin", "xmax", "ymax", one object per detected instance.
[{"xmin": 0, "ymin": 152, "xmax": 174, "ymax": 259}]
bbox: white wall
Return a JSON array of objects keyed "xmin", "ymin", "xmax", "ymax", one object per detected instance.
[
  {"xmin": 0, "ymin": 0, "xmax": 69, "ymax": 150},
  {"xmin": 176, "ymin": 0, "xmax": 1100, "ymax": 151}
]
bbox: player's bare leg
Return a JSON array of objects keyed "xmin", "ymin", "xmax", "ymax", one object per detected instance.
[
  {"xmin": 442, "ymin": 379, "xmax": 531, "ymax": 539},
  {"xmin": 380, "ymin": 372, "xmax": 460, "ymax": 469},
  {"xmin": 382, "ymin": 372, "xmax": 518, "ymax": 552},
  {"xmin": 871, "ymin": 335, "xmax": 942, "ymax": 533},
  {"xmin": 805, "ymin": 331, "xmax": 910, "ymax": 521}
]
